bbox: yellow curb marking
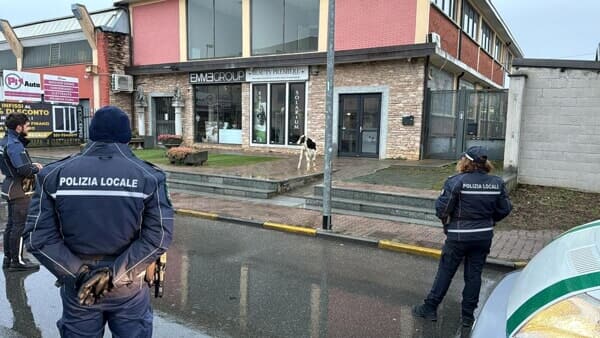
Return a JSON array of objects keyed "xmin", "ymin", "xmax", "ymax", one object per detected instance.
[
  {"xmin": 176, "ymin": 209, "xmax": 219, "ymax": 220},
  {"xmin": 263, "ymin": 222, "xmax": 317, "ymax": 236},
  {"xmin": 378, "ymin": 240, "xmax": 442, "ymax": 259}
]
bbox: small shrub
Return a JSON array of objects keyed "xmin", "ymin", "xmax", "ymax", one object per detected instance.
[{"xmin": 166, "ymin": 146, "xmax": 200, "ymax": 162}]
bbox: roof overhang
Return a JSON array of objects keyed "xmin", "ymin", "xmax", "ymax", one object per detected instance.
[
  {"xmin": 126, "ymin": 43, "xmax": 437, "ymax": 75},
  {"xmin": 513, "ymin": 58, "xmax": 600, "ymax": 71},
  {"xmin": 472, "ymin": 0, "xmax": 524, "ymax": 58},
  {"xmin": 0, "ymin": 8, "xmax": 128, "ymax": 44}
]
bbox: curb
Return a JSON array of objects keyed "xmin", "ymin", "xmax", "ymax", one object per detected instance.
[{"xmin": 175, "ymin": 208, "xmax": 527, "ymax": 270}]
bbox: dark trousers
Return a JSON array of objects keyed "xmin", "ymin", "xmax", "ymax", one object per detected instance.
[
  {"xmin": 424, "ymin": 239, "xmax": 491, "ymax": 318},
  {"xmin": 58, "ymin": 259, "xmax": 153, "ymax": 338},
  {"xmin": 3, "ymin": 197, "xmax": 31, "ymax": 261}
]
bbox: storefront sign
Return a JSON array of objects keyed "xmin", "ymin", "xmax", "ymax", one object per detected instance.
[
  {"xmin": 246, "ymin": 66, "xmax": 309, "ymax": 82},
  {"xmin": 2, "ymin": 70, "xmax": 43, "ymax": 102},
  {"xmin": 0, "ymin": 101, "xmax": 79, "ymax": 139},
  {"xmin": 189, "ymin": 69, "xmax": 246, "ymax": 84},
  {"xmin": 43, "ymin": 74, "xmax": 79, "ymax": 104},
  {"xmin": 288, "ymin": 83, "xmax": 305, "ymax": 144}
]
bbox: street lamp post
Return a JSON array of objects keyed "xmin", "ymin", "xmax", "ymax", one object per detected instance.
[{"xmin": 322, "ymin": 0, "xmax": 335, "ymax": 230}]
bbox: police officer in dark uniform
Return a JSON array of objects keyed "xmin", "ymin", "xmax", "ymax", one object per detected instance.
[
  {"xmin": 1, "ymin": 113, "xmax": 43, "ymax": 271},
  {"xmin": 23, "ymin": 106, "xmax": 174, "ymax": 337},
  {"xmin": 412, "ymin": 146, "xmax": 512, "ymax": 328}
]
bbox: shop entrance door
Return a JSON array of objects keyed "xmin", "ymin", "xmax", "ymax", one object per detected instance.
[
  {"xmin": 153, "ymin": 97, "xmax": 175, "ymax": 138},
  {"xmin": 338, "ymin": 94, "xmax": 381, "ymax": 157}
]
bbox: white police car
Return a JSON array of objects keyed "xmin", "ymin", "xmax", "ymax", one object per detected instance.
[{"xmin": 472, "ymin": 219, "xmax": 600, "ymax": 337}]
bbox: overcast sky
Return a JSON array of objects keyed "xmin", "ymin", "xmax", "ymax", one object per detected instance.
[{"xmin": 1, "ymin": 0, "xmax": 599, "ymax": 60}]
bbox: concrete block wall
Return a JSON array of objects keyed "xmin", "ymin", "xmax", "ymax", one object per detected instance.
[{"xmin": 516, "ymin": 67, "xmax": 600, "ymax": 192}]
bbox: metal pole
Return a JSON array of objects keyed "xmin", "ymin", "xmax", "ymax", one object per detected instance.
[{"xmin": 322, "ymin": 0, "xmax": 335, "ymax": 230}]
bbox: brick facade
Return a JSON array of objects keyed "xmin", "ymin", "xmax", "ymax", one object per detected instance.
[
  {"xmin": 460, "ymin": 33, "xmax": 479, "ymax": 71},
  {"xmin": 492, "ymin": 61, "xmax": 504, "ymax": 86},
  {"xmin": 104, "ymin": 32, "xmax": 133, "ymax": 115},
  {"xmin": 429, "ymin": 5, "xmax": 459, "ymax": 58},
  {"xmin": 309, "ymin": 59, "xmax": 426, "ymax": 160},
  {"xmin": 133, "ymin": 59, "xmax": 426, "ymax": 160},
  {"xmin": 478, "ymin": 50, "xmax": 493, "ymax": 80},
  {"xmin": 133, "ymin": 73, "xmax": 191, "ymax": 141}
]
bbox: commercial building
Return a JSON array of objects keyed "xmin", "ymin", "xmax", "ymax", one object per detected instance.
[{"xmin": 0, "ymin": 6, "xmax": 130, "ymax": 141}]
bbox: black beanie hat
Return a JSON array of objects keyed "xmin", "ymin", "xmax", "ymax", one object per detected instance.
[{"xmin": 89, "ymin": 106, "xmax": 132, "ymax": 143}]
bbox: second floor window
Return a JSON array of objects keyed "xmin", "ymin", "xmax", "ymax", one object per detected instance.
[
  {"xmin": 188, "ymin": 0, "xmax": 242, "ymax": 59},
  {"xmin": 494, "ymin": 37, "xmax": 502, "ymax": 61},
  {"xmin": 252, "ymin": 0, "xmax": 319, "ymax": 55},
  {"xmin": 431, "ymin": 0, "xmax": 455, "ymax": 20},
  {"xmin": 504, "ymin": 52, "xmax": 513, "ymax": 71},
  {"xmin": 462, "ymin": 1, "xmax": 479, "ymax": 41},
  {"xmin": 481, "ymin": 21, "xmax": 492, "ymax": 54},
  {"xmin": 23, "ymin": 40, "xmax": 92, "ymax": 68}
]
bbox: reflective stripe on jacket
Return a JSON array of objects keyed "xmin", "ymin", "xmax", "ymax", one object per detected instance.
[
  {"xmin": 23, "ymin": 142, "xmax": 174, "ymax": 287},
  {"xmin": 435, "ymin": 170, "xmax": 512, "ymax": 241}
]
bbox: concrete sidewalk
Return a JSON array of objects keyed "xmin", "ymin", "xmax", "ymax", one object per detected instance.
[
  {"xmin": 171, "ymin": 191, "xmax": 560, "ymax": 268},
  {"xmin": 28, "ymin": 146, "xmax": 559, "ymax": 268}
]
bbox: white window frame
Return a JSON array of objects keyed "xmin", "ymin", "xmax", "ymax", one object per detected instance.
[
  {"xmin": 431, "ymin": 0, "xmax": 456, "ymax": 20},
  {"xmin": 494, "ymin": 37, "xmax": 503, "ymax": 62},
  {"xmin": 481, "ymin": 21, "xmax": 492, "ymax": 54},
  {"xmin": 53, "ymin": 105, "xmax": 77, "ymax": 133},
  {"xmin": 250, "ymin": 82, "xmax": 308, "ymax": 147},
  {"xmin": 504, "ymin": 52, "xmax": 514, "ymax": 72},
  {"xmin": 462, "ymin": 1, "xmax": 479, "ymax": 41}
]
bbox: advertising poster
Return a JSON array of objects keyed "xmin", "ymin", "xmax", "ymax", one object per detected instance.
[
  {"xmin": 0, "ymin": 102, "xmax": 79, "ymax": 139},
  {"xmin": 43, "ymin": 74, "xmax": 79, "ymax": 104},
  {"xmin": 252, "ymin": 87, "xmax": 267, "ymax": 143},
  {"xmin": 2, "ymin": 71, "xmax": 43, "ymax": 102},
  {"xmin": 288, "ymin": 84, "xmax": 305, "ymax": 144}
]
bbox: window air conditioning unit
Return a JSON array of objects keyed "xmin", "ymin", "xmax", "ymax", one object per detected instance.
[
  {"xmin": 427, "ymin": 32, "xmax": 441, "ymax": 49},
  {"xmin": 111, "ymin": 74, "xmax": 134, "ymax": 92}
]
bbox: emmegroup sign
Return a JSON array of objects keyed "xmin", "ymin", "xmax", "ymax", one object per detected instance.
[
  {"xmin": 189, "ymin": 69, "xmax": 246, "ymax": 84},
  {"xmin": 2, "ymin": 71, "xmax": 43, "ymax": 102},
  {"xmin": 0, "ymin": 102, "xmax": 79, "ymax": 139}
]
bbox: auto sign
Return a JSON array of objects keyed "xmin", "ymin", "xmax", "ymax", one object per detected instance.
[{"xmin": 2, "ymin": 70, "xmax": 43, "ymax": 102}]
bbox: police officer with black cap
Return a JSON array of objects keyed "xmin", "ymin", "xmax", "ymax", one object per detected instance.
[
  {"xmin": 412, "ymin": 146, "xmax": 512, "ymax": 328},
  {"xmin": 1, "ymin": 113, "xmax": 43, "ymax": 271},
  {"xmin": 23, "ymin": 106, "xmax": 174, "ymax": 337}
]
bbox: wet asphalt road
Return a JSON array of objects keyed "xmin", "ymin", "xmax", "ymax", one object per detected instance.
[{"xmin": 0, "ymin": 216, "xmax": 507, "ymax": 337}]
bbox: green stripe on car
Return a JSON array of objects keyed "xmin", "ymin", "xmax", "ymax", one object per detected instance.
[{"xmin": 506, "ymin": 271, "xmax": 600, "ymax": 336}]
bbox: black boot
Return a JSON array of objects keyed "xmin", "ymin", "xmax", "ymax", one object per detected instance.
[
  {"xmin": 462, "ymin": 315, "xmax": 475, "ymax": 328},
  {"xmin": 8, "ymin": 259, "xmax": 40, "ymax": 272},
  {"xmin": 412, "ymin": 304, "xmax": 438, "ymax": 321}
]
